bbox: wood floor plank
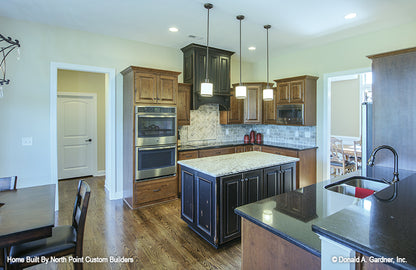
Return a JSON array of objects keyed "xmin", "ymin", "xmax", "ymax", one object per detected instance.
[{"xmin": 27, "ymin": 177, "xmax": 241, "ymax": 270}]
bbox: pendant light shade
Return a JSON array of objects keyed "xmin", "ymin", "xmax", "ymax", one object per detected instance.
[
  {"xmin": 201, "ymin": 82, "xmax": 213, "ymax": 97},
  {"xmin": 263, "ymin": 24, "xmax": 273, "ymax": 101},
  {"xmin": 201, "ymin": 3, "xmax": 213, "ymax": 97},
  {"xmin": 235, "ymin": 15, "xmax": 246, "ymax": 99}
]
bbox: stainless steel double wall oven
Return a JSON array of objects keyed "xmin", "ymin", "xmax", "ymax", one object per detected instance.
[{"xmin": 135, "ymin": 106, "xmax": 177, "ymax": 181}]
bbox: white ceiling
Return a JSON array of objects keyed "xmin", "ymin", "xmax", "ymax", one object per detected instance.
[{"xmin": 1, "ymin": 0, "xmax": 415, "ymax": 62}]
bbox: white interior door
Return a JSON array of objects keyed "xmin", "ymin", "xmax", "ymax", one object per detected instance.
[{"xmin": 58, "ymin": 93, "xmax": 97, "ymax": 179}]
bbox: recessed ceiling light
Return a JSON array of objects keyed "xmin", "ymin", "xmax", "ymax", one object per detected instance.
[
  {"xmin": 248, "ymin": 46, "xmax": 256, "ymax": 51},
  {"xmin": 169, "ymin": 27, "xmax": 179, "ymax": 32},
  {"xmin": 344, "ymin": 13, "xmax": 357, "ymax": 19}
]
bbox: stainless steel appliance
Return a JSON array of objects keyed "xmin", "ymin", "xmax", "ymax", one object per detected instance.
[
  {"xmin": 136, "ymin": 144, "xmax": 177, "ymax": 180},
  {"xmin": 136, "ymin": 106, "xmax": 177, "ymax": 146},
  {"xmin": 135, "ymin": 106, "xmax": 177, "ymax": 181},
  {"xmin": 276, "ymin": 104, "xmax": 304, "ymax": 125},
  {"xmin": 361, "ymin": 102, "xmax": 373, "ymax": 176}
]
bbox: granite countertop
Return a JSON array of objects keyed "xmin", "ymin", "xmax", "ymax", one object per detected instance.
[
  {"xmin": 312, "ymin": 171, "xmax": 416, "ymax": 270},
  {"xmin": 178, "ymin": 141, "xmax": 317, "ymax": 152},
  {"xmin": 235, "ymin": 166, "xmax": 416, "ymax": 269},
  {"xmin": 177, "ymin": 151, "xmax": 299, "ymax": 177},
  {"xmin": 235, "ymin": 171, "xmax": 361, "ymax": 257}
]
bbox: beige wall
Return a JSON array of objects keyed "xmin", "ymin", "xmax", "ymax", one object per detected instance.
[
  {"xmin": 57, "ymin": 70, "xmax": 106, "ymax": 171},
  {"xmin": 1, "ymin": 14, "xmax": 416, "ymax": 187},
  {"xmin": 330, "ymin": 78, "xmax": 360, "ymax": 137},
  {"xmin": 251, "ymin": 20, "xmax": 416, "ymax": 181}
]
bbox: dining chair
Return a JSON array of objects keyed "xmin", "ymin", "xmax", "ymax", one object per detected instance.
[
  {"xmin": 0, "ymin": 176, "xmax": 17, "ymax": 269},
  {"xmin": 330, "ymin": 137, "xmax": 355, "ymax": 176},
  {"xmin": 8, "ymin": 180, "xmax": 91, "ymax": 270},
  {"xmin": 0, "ymin": 176, "xmax": 17, "ymax": 191}
]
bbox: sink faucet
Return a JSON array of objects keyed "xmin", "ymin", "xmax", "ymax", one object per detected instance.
[{"xmin": 367, "ymin": 145, "xmax": 399, "ymax": 183}]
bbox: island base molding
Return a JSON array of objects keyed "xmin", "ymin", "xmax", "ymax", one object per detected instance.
[{"xmin": 241, "ymin": 218, "xmax": 320, "ymax": 270}]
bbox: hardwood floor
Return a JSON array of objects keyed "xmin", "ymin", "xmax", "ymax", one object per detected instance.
[{"xmin": 29, "ymin": 177, "xmax": 241, "ymax": 270}]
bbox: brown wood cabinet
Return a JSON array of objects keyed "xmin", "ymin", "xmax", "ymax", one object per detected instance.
[
  {"xmin": 261, "ymin": 145, "xmax": 316, "ymax": 188},
  {"xmin": 220, "ymin": 88, "xmax": 244, "ymax": 124},
  {"xmin": 274, "ymin": 75, "xmax": 318, "ymax": 126},
  {"xmin": 198, "ymin": 147, "xmax": 236, "ymax": 158},
  {"xmin": 121, "ymin": 66, "xmax": 181, "ymax": 209},
  {"xmin": 241, "ymin": 218, "xmax": 320, "ymax": 270},
  {"xmin": 243, "ymin": 82, "xmax": 268, "ymax": 124},
  {"xmin": 177, "ymin": 83, "xmax": 191, "ymax": 126},
  {"xmin": 262, "ymin": 88, "xmax": 277, "ymax": 124},
  {"xmin": 134, "ymin": 175, "xmax": 177, "ymax": 207},
  {"xmin": 178, "ymin": 144, "xmax": 315, "ymax": 190},
  {"xmin": 122, "ymin": 66, "xmax": 180, "ymax": 106}
]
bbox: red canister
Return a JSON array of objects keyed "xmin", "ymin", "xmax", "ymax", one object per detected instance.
[
  {"xmin": 256, "ymin": 133, "xmax": 262, "ymax": 144},
  {"xmin": 250, "ymin": 130, "xmax": 256, "ymax": 143},
  {"xmin": 244, "ymin": 135, "xmax": 250, "ymax": 144}
]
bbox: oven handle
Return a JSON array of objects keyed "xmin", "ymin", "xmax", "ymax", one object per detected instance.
[
  {"xmin": 136, "ymin": 114, "xmax": 176, "ymax": 118},
  {"xmin": 138, "ymin": 145, "xmax": 177, "ymax": 151}
]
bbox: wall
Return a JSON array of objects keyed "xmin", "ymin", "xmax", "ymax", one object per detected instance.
[
  {"xmin": 331, "ymin": 78, "xmax": 360, "ymax": 137},
  {"xmin": 1, "ymin": 15, "xmax": 416, "ymax": 187},
  {"xmin": 179, "ymin": 105, "xmax": 316, "ymax": 147},
  {"xmin": 57, "ymin": 70, "xmax": 106, "ymax": 172},
  {"xmin": 0, "ymin": 16, "xmax": 254, "ymax": 188},
  {"xmin": 251, "ymin": 20, "xmax": 416, "ymax": 182}
]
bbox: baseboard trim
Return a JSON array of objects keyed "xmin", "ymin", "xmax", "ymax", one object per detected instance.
[{"xmin": 94, "ymin": 170, "xmax": 106, "ymax": 177}]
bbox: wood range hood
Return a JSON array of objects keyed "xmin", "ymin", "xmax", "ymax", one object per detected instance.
[{"xmin": 181, "ymin": 43, "xmax": 234, "ymax": 111}]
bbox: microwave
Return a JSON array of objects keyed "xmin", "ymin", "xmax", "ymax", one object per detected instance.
[{"xmin": 276, "ymin": 104, "xmax": 304, "ymax": 125}]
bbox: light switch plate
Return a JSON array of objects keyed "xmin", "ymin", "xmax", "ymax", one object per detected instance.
[{"xmin": 22, "ymin": 137, "xmax": 33, "ymax": 146}]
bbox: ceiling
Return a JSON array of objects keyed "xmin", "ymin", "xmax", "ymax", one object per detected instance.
[{"xmin": 1, "ymin": 0, "xmax": 415, "ymax": 62}]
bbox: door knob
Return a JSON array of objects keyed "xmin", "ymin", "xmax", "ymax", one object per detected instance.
[{"xmin": 85, "ymin": 138, "xmax": 92, "ymax": 142}]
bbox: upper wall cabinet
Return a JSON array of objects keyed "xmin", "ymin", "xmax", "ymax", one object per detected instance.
[
  {"xmin": 274, "ymin": 75, "xmax": 318, "ymax": 126},
  {"xmin": 243, "ymin": 82, "xmax": 268, "ymax": 124},
  {"xmin": 181, "ymin": 43, "xmax": 234, "ymax": 111},
  {"xmin": 220, "ymin": 88, "xmax": 244, "ymax": 125},
  {"xmin": 121, "ymin": 66, "xmax": 181, "ymax": 106},
  {"xmin": 177, "ymin": 83, "xmax": 192, "ymax": 126},
  {"xmin": 262, "ymin": 87, "xmax": 277, "ymax": 124}
]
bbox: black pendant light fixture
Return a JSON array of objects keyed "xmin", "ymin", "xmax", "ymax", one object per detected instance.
[
  {"xmin": 201, "ymin": 3, "xmax": 214, "ymax": 97},
  {"xmin": 235, "ymin": 15, "xmax": 247, "ymax": 99},
  {"xmin": 263, "ymin": 25, "xmax": 274, "ymax": 101}
]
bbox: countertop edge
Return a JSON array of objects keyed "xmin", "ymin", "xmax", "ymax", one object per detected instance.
[
  {"xmin": 178, "ymin": 142, "xmax": 318, "ymax": 152},
  {"xmin": 236, "ymin": 209, "xmax": 321, "ymax": 258},
  {"xmin": 178, "ymin": 157, "xmax": 299, "ymax": 177},
  {"xmin": 311, "ymin": 225, "xmax": 414, "ymax": 270}
]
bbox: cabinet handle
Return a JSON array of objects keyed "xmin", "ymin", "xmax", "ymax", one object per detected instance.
[
  {"xmin": 240, "ymin": 178, "xmax": 244, "ymax": 182},
  {"xmin": 153, "ymin": 189, "xmax": 161, "ymax": 192}
]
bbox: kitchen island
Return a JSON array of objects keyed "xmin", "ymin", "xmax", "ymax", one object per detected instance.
[
  {"xmin": 178, "ymin": 151, "xmax": 299, "ymax": 247},
  {"xmin": 235, "ymin": 167, "xmax": 416, "ymax": 270}
]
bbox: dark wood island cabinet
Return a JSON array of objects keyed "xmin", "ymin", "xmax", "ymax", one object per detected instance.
[{"xmin": 179, "ymin": 151, "xmax": 298, "ymax": 247}]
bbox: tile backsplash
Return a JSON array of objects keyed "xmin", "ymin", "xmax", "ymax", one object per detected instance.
[{"xmin": 178, "ymin": 105, "xmax": 316, "ymax": 146}]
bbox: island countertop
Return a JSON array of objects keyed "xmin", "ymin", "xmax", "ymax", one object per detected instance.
[
  {"xmin": 177, "ymin": 151, "xmax": 299, "ymax": 177},
  {"xmin": 235, "ymin": 166, "xmax": 416, "ymax": 269}
]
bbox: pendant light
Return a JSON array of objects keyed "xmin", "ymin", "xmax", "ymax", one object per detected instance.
[
  {"xmin": 201, "ymin": 3, "xmax": 214, "ymax": 97},
  {"xmin": 235, "ymin": 15, "xmax": 247, "ymax": 99},
  {"xmin": 263, "ymin": 25, "xmax": 274, "ymax": 101}
]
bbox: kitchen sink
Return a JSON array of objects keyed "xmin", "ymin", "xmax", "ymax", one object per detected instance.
[{"xmin": 325, "ymin": 176, "xmax": 390, "ymax": 198}]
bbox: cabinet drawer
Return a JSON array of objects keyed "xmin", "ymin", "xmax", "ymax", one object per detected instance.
[
  {"xmin": 178, "ymin": 150, "xmax": 199, "ymax": 160},
  {"xmin": 235, "ymin": 146, "xmax": 245, "ymax": 153},
  {"xmin": 252, "ymin": 145, "xmax": 262, "ymax": 151},
  {"xmin": 244, "ymin": 145, "xmax": 253, "ymax": 152},
  {"xmin": 261, "ymin": 146, "xmax": 298, "ymax": 157},
  {"xmin": 198, "ymin": 147, "xmax": 235, "ymax": 158},
  {"xmin": 134, "ymin": 177, "xmax": 177, "ymax": 205}
]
